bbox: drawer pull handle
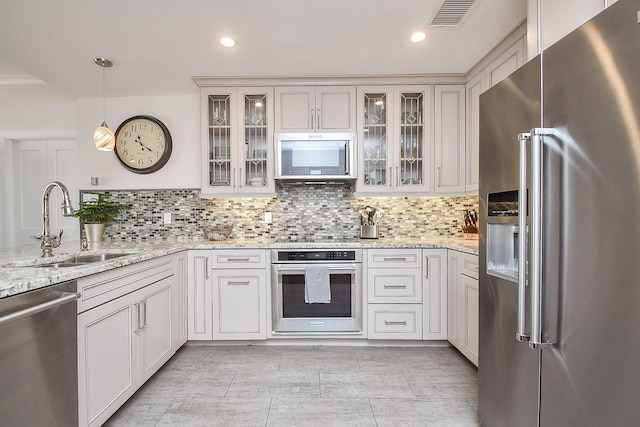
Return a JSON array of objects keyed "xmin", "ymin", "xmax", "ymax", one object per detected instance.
[
  {"xmin": 383, "ymin": 257, "xmax": 408, "ymax": 261},
  {"xmin": 384, "ymin": 284, "xmax": 407, "ymax": 289},
  {"xmin": 226, "ymin": 257, "xmax": 251, "ymax": 262},
  {"xmin": 384, "ymin": 320, "xmax": 408, "ymax": 326},
  {"xmin": 134, "ymin": 302, "xmax": 142, "ymax": 333},
  {"xmin": 227, "ymin": 281, "xmax": 250, "ymax": 286}
]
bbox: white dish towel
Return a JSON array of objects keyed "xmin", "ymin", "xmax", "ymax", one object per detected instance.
[{"xmin": 304, "ymin": 266, "xmax": 331, "ymax": 303}]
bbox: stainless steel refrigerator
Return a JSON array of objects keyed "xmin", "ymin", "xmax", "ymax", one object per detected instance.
[{"xmin": 478, "ymin": 1, "xmax": 640, "ymax": 426}]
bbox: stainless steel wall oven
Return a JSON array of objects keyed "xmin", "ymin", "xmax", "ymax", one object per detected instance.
[{"xmin": 271, "ymin": 249, "xmax": 362, "ymax": 334}]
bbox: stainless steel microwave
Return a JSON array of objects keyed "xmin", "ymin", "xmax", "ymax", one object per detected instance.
[{"xmin": 275, "ymin": 133, "xmax": 356, "ymax": 181}]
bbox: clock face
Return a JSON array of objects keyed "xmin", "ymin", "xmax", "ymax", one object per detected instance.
[{"xmin": 114, "ymin": 115, "xmax": 172, "ymax": 174}]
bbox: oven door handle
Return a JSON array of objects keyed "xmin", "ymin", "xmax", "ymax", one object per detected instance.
[{"xmin": 273, "ymin": 265, "xmax": 359, "ymax": 273}]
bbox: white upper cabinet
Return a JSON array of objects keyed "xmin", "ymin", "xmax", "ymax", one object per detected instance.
[
  {"xmin": 356, "ymin": 85, "xmax": 432, "ymax": 194},
  {"xmin": 463, "ymin": 31, "xmax": 526, "ymax": 195},
  {"xmin": 434, "ymin": 85, "xmax": 466, "ymax": 193},
  {"xmin": 275, "ymin": 86, "xmax": 356, "ymax": 133},
  {"xmin": 465, "ymin": 73, "xmax": 484, "ymax": 192},
  {"xmin": 527, "ymin": 0, "xmax": 611, "ymax": 58},
  {"xmin": 486, "ymin": 36, "xmax": 527, "ymax": 89},
  {"xmin": 200, "ymin": 87, "xmax": 275, "ymax": 197}
]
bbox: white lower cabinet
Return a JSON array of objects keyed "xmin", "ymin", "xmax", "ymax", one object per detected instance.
[
  {"xmin": 187, "ymin": 250, "xmax": 213, "ymax": 340},
  {"xmin": 172, "ymin": 252, "xmax": 188, "ymax": 349},
  {"xmin": 77, "ymin": 254, "xmax": 181, "ymax": 427},
  {"xmin": 368, "ymin": 304, "xmax": 423, "ymax": 339},
  {"xmin": 212, "ymin": 269, "xmax": 267, "ymax": 339},
  {"xmin": 447, "ymin": 250, "xmax": 479, "ymax": 366},
  {"xmin": 423, "ymin": 249, "xmax": 448, "ymax": 340},
  {"xmin": 78, "ymin": 290, "xmax": 137, "ymax": 427},
  {"xmin": 366, "ymin": 249, "xmax": 423, "ymax": 339},
  {"xmin": 187, "ymin": 249, "xmax": 268, "ymax": 341}
]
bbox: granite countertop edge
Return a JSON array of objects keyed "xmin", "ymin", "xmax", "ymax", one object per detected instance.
[{"xmin": 0, "ymin": 237, "xmax": 478, "ymax": 299}]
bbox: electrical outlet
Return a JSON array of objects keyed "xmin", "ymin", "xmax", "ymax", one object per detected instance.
[
  {"xmin": 163, "ymin": 212, "xmax": 172, "ymax": 225},
  {"xmin": 264, "ymin": 211, "xmax": 272, "ymax": 224}
]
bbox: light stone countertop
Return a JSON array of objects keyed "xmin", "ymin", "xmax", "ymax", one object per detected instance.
[{"xmin": 0, "ymin": 236, "xmax": 478, "ymax": 299}]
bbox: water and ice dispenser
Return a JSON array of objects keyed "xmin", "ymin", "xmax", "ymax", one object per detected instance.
[{"xmin": 486, "ymin": 190, "xmax": 522, "ymax": 283}]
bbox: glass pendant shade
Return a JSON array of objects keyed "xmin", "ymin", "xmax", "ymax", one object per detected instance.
[{"xmin": 94, "ymin": 122, "xmax": 115, "ymax": 151}]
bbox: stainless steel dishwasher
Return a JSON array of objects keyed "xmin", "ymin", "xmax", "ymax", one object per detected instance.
[{"xmin": 0, "ymin": 280, "xmax": 79, "ymax": 427}]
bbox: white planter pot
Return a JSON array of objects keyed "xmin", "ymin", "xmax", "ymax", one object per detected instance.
[{"xmin": 84, "ymin": 223, "xmax": 106, "ymax": 242}]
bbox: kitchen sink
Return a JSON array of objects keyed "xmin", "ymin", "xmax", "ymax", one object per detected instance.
[
  {"xmin": 30, "ymin": 253, "xmax": 136, "ymax": 269},
  {"xmin": 70, "ymin": 253, "xmax": 135, "ymax": 263}
]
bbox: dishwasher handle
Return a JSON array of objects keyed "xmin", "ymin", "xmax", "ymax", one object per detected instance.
[{"xmin": 0, "ymin": 291, "xmax": 79, "ymax": 327}]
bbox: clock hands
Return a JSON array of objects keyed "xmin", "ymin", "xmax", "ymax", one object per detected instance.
[{"xmin": 135, "ymin": 135, "xmax": 155, "ymax": 153}]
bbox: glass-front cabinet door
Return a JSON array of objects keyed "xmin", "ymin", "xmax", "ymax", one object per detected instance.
[
  {"xmin": 201, "ymin": 87, "xmax": 274, "ymax": 196},
  {"xmin": 395, "ymin": 87, "xmax": 431, "ymax": 192},
  {"xmin": 356, "ymin": 86, "xmax": 431, "ymax": 194},
  {"xmin": 204, "ymin": 92, "xmax": 233, "ymax": 190},
  {"xmin": 357, "ymin": 87, "xmax": 393, "ymax": 193}
]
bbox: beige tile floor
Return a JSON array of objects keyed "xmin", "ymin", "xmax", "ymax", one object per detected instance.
[{"xmin": 104, "ymin": 345, "xmax": 480, "ymax": 426}]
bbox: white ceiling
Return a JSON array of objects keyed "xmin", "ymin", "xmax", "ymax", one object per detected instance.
[{"xmin": 0, "ymin": 0, "xmax": 526, "ymax": 98}]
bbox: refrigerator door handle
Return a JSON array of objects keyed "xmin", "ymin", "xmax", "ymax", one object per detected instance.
[
  {"xmin": 516, "ymin": 132, "xmax": 530, "ymax": 343},
  {"xmin": 529, "ymin": 128, "xmax": 554, "ymax": 350}
]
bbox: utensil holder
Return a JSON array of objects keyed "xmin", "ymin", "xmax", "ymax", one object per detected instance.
[{"xmin": 360, "ymin": 224, "xmax": 378, "ymax": 239}]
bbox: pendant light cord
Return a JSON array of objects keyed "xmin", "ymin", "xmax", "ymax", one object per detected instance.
[{"xmin": 102, "ymin": 64, "xmax": 106, "ymax": 124}]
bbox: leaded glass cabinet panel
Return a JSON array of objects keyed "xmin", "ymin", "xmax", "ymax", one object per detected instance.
[
  {"xmin": 362, "ymin": 91, "xmax": 390, "ymax": 189},
  {"xmin": 206, "ymin": 93, "xmax": 232, "ymax": 188},
  {"xmin": 356, "ymin": 86, "xmax": 431, "ymax": 194},
  {"xmin": 201, "ymin": 87, "xmax": 274, "ymax": 196}
]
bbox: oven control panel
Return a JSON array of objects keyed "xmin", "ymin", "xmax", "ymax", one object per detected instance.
[{"xmin": 276, "ymin": 250, "xmax": 357, "ymax": 262}]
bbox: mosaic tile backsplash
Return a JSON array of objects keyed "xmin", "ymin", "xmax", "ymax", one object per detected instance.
[{"xmin": 80, "ymin": 184, "xmax": 479, "ymax": 241}]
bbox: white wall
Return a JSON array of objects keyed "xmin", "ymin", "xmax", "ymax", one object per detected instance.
[
  {"xmin": 0, "ymin": 83, "xmax": 77, "ymax": 131},
  {"xmin": 76, "ymin": 95, "xmax": 201, "ymax": 190}
]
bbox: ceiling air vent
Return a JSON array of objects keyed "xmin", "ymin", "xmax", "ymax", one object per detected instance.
[{"xmin": 430, "ymin": 0, "xmax": 477, "ymax": 27}]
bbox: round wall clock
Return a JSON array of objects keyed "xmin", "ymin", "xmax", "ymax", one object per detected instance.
[{"xmin": 114, "ymin": 115, "xmax": 172, "ymax": 174}]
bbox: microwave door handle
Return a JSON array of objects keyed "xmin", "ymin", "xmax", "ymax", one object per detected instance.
[{"xmin": 344, "ymin": 141, "xmax": 350, "ymax": 175}]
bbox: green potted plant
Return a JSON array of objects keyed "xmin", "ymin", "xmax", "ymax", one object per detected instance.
[{"xmin": 74, "ymin": 192, "xmax": 131, "ymax": 242}]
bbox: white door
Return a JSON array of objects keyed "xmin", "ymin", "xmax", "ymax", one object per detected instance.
[{"xmin": 12, "ymin": 139, "xmax": 78, "ymax": 245}]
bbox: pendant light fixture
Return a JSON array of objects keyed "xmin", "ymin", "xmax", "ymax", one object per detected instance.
[{"xmin": 93, "ymin": 57, "xmax": 115, "ymax": 151}]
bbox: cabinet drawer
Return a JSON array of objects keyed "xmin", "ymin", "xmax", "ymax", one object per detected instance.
[
  {"xmin": 367, "ymin": 249, "xmax": 422, "ymax": 268},
  {"xmin": 211, "ymin": 249, "xmax": 266, "ymax": 269},
  {"xmin": 78, "ymin": 256, "xmax": 174, "ymax": 314},
  {"xmin": 459, "ymin": 252, "xmax": 479, "ymax": 279},
  {"xmin": 367, "ymin": 304, "xmax": 423, "ymax": 340},
  {"xmin": 367, "ymin": 268, "xmax": 422, "ymax": 303}
]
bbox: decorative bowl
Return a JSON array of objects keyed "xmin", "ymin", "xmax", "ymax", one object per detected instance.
[{"xmin": 203, "ymin": 224, "xmax": 233, "ymax": 241}]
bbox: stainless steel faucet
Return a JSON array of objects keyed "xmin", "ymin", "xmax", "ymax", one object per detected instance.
[{"xmin": 38, "ymin": 181, "xmax": 75, "ymax": 257}]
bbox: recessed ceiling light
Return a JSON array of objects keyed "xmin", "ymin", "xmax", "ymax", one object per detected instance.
[
  {"xmin": 220, "ymin": 37, "xmax": 237, "ymax": 47},
  {"xmin": 411, "ymin": 32, "xmax": 426, "ymax": 43}
]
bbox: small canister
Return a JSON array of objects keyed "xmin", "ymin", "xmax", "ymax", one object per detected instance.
[{"xmin": 360, "ymin": 224, "xmax": 378, "ymax": 239}]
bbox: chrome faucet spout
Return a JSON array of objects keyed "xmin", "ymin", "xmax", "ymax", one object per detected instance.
[{"xmin": 40, "ymin": 181, "xmax": 75, "ymax": 257}]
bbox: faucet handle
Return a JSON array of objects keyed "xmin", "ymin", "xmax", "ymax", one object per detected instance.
[
  {"xmin": 49, "ymin": 230, "xmax": 64, "ymax": 248},
  {"xmin": 32, "ymin": 235, "xmax": 43, "ymax": 241}
]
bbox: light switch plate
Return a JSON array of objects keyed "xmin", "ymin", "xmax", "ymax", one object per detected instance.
[
  {"xmin": 163, "ymin": 212, "xmax": 171, "ymax": 224},
  {"xmin": 264, "ymin": 212, "xmax": 272, "ymax": 224}
]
